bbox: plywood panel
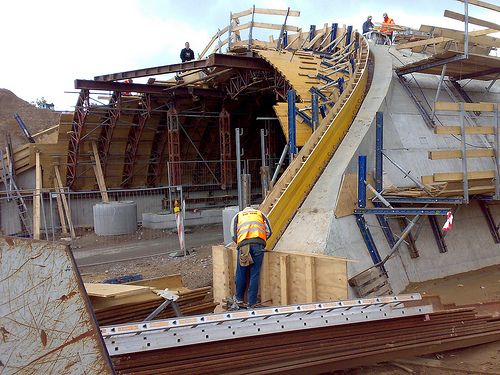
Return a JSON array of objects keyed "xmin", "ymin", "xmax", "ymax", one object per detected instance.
[
  {"xmin": 84, "ymin": 283, "xmax": 152, "ymax": 298},
  {"xmin": 212, "ymin": 245, "xmax": 348, "ymax": 306},
  {"xmin": 0, "ymin": 236, "xmax": 113, "ymax": 374}
]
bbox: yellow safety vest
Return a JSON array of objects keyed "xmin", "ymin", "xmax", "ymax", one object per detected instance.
[{"xmin": 236, "ymin": 210, "xmax": 267, "ymax": 245}]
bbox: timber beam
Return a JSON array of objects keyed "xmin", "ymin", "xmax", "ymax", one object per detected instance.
[
  {"xmin": 75, "ymin": 79, "xmax": 225, "ymax": 98},
  {"xmin": 93, "ymin": 53, "xmax": 272, "ymax": 81}
]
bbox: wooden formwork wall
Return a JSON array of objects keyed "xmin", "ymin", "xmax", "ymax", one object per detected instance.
[{"xmin": 212, "ymin": 245, "xmax": 348, "ymax": 306}]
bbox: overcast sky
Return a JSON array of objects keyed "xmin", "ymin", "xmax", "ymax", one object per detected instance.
[{"xmin": 0, "ymin": 0, "xmax": 497, "ymax": 111}]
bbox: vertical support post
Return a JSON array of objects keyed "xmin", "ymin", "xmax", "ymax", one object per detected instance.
[
  {"xmin": 311, "ymin": 93, "xmax": 319, "ymax": 131},
  {"xmin": 167, "ymin": 107, "xmax": 181, "ymax": 186},
  {"xmin": 328, "ymin": 23, "xmax": 338, "ymax": 52},
  {"xmin": 375, "ymin": 112, "xmax": 383, "ymax": 192},
  {"xmin": 260, "ymin": 129, "xmax": 270, "ymax": 198},
  {"xmin": 460, "ymin": 103, "xmax": 469, "ymax": 203},
  {"xmin": 464, "ymin": 0, "xmax": 469, "ymax": 58},
  {"xmin": 260, "ymin": 129, "xmax": 267, "ymax": 168},
  {"xmin": 358, "ymin": 155, "xmax": 367, "ymax": 208},
  {"xmin": 228, "ymin": 12, "xmax": 233, "ymax": 50},
  {"xmin": 33, "ymin": 152, "xmax": 41, "ymax": 240},
  {"xmin": 242, "ymin": 174, "xmax": 251, "ymax": 208},
  {"xmin": 287, "ymin": 90, "xmax": 297, "ymax": 157},
  {"xmin": 219, "ymin": 108, "xmax": 232, "ymax": 190},
  {"xmin": 235, "ymin": 128, "xmax": 243, "ymax": 210},
  {"xmin": 248, "ymin": 5, "xmax": 255, "ymax": 49},
  {"xmin": 494, "ymin": 103, "xmax": 499, "ymax": 200},
  {"xmin": 345, "ymin": 25, "xmax": 353, "ymax": 47},
  {"xmin": 309, "ymin": 25, "xmax": 316, "ymax": 42}
]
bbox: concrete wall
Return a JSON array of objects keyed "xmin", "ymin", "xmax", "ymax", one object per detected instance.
[{"xmin": 275, "ymin": 42, "xmax": 500, "ymax": 295}]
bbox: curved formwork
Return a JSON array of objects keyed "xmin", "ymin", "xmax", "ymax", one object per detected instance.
[{"xmin": 260, "ymin": 32, "xmax": 369, "ymax": 250}]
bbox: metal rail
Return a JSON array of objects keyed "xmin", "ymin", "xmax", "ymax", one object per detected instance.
[{"xmin": 102, "ymin": 294, "xmax": 428, "ymax": 355}]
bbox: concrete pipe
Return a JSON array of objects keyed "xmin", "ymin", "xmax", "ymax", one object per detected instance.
[{"xmin": 93, "ymin": 201, "xmax": 137, "ymax": 236}]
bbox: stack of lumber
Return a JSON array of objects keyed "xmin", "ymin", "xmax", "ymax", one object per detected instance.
[
  {"xmin": 85, "ymin": 275, "xmax": 216, "ymax": 325},
  {"xmin": 111, "ymin": 304, "xmax": 500, "ymax": 374}
]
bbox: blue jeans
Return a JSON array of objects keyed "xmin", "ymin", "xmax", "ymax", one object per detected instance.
[{"xmin": 235, "ymin": 243, "xmax": 264, "ymax": 305}]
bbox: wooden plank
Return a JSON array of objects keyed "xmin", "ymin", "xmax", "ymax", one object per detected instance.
[
  {"xmin": 422, "ymin": 175, "xmax": 435, "ymax": 185},
  {"xmin": 260, "ymin": 253, "xmax": 271, "ymax": 304},
  {"xmin": 33, "ymin": 152, "xmax": 41, "ymax": 240},
  {"xmin": 84, "ymin": 283, "xmax": 152, "ymax": 298},
  {"xmin": 456, "ymin": 0, "xmax": 500, "ymax": 13},
  {"xmin": 232, "ymin": 21, "xmax": 300, "ymax": 33},
  {"xmin": 444, "ymin": 10, "xmax": 500, "ymax": 32},
  {"xmin": 434, "ymin": 101, "xmax": 497, "ymax": 111},
  {"xmin": 54, "ymin": 165, "xmax": 76, "ymax": 239},
  {"xmin": 92, "ymin": 141, "xmax": 109, "ymax": 203},
  {"xmin": 396, "ymin": 36, "xmax": 453, "ymax": 50},
  {"xmin": 304, "ymin": 257, "xmax": 316, "ymax": 302},
  {"xmin": 434, "ymin": 126, "xmax": 494, "ymax": 135},
  {"xmin": 126, "ymin": 274, "xmax": 184, "ymax": 290},
  {"xmin": 428, "ymin": 149, "xmax": 494, "ymax": 159},
  {"xmin": 232, "ymin": 8, "xmax": 300, "ymax": 19},
  {"xmin": 469, "ymin": 28, "xmax": 498, "ymax": 36},
  {"xmin": 433, "ymin": 170, "xmax": 496, "ymax": 182},
  {"xmin": 280, "ymin": 255, "xmax": 289, "ymax": 305},
  {"xmin": 419, "ymin": 25, "xmax": 500, "ymax": 49},
  {"xmin": 54, "ymin": 177, "xmax": 68, "ymax": 234}
]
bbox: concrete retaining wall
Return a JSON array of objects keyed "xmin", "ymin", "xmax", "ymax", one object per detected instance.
[{"xmin": 275, "ymin": 42, "xmax": 500, "ymax": 295}]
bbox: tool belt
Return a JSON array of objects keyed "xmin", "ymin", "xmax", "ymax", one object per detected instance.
[{"xmin": 239, "ymin": 244, "xmax": 253, "ymax": 266}]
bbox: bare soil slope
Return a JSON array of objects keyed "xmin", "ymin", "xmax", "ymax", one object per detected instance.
[{"xmin": 0, "ymin": 88, "xmax": 60, "ymax": 148}]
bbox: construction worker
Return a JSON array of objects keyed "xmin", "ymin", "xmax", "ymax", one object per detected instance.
[
  {"xmin": 380, "ymin": 12, "xmax": 395, "ymax": 35},
  {"xmin": 230, "ymin": 206, "xmax": 272, "ymax": 307},
  {"xmin": 180, "ymin": 42, "xmax": 195, "ymax": 63},
  {"xmin": 362, "ymin": 15, "xmax": 374, "ymax": 35}
]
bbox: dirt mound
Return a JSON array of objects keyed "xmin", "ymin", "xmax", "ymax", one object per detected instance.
[{"xmin": 0, "ymin": 88, "xmax": 61, "ymax": 149}]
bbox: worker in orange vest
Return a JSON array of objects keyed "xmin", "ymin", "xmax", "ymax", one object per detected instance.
[
  {"xmin": 380, "ymin": 12, "xmax": 395, "ymax": 35},
  {"xmin": 230, "ymin": 207, "xmax": 272, "ymax": 306}
]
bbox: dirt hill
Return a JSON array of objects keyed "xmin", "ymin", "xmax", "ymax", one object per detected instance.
[{"xmin": 0, "ymin": 88, "xmax": 61, "ymax": 149}]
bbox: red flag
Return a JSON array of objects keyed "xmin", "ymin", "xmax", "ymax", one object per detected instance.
[{"xmin": 442, "ymin": 211, "xmax": 453, "ymax": 231}]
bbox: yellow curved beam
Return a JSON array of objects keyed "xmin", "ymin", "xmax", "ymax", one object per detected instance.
[{"xmin": 260, "ymin": 34, "xmax": 370, "ymax": 250}]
